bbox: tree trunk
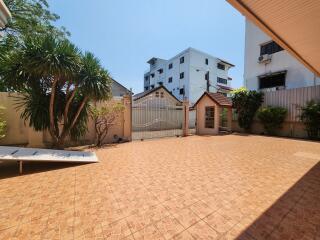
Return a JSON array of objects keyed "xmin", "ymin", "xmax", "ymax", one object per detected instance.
[
  {"xmin": 63, "ymin": 85, "xmax": 78, "ymax": 126},
  {"xmin": 54, "ymin": 138, "xmax": 65, "ymax": 150},
  {"xmin": 54, "ymin": 96, "xmax": 89, "ymax": 149},
  {"xmin": 49, "ymin": 79, "xmax": 59, "ymax": 146},
  {"xmin": 69, "ymin": 96, "xmax": 89, "ymax": 130}
]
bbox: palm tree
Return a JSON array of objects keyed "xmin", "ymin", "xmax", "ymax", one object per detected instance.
[{"xmin": 0, "ymin": 35, "xmax": 112, "ymax": 148}]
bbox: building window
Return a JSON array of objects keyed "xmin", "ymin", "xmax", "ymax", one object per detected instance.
[
  {"xmin": 205, "ymin": 106, "xmax": 215, "ymax": 128},
  {"xmin": 205, "ymin": 71, "xmax": 209, "ymax": 81},
  {"xmin": 260, "ymin": 41, "xmax": 283, "ymax": 55},
  {"xmin": 205, "ymin": 58, "xmax": 209, "ymax": 65},
  {"xmin": 150, "ymin": 85, "xmax": 154, "ymax": 89},
  {"xmin": 180, "ymin": 72, "xmax": 184, "ymax": 79},
  {"xmin": 180, "ymin": 56, "xmax": 184, "ymax": 64},
  {"xmin": 145, "ymin": 76, "xmax": 149, "ymax": 81},
  {"xmin": 217, "ymin": 63, "xmax": 225, "ymax": 70},
  {"xmin": 179, "ymin": 88, "xmax": 184, "ymax": 95},
  {"xmin": 158, "ymin": 81, "xmax": 163, "ymax": 86},
  {"xmin": 145, "ymin": 87, "xmax": 149, "ymax": 91},
  {"xmin": 168, "ymin": 77, "xmax": 173, "ymax": 83},
  {"xmin": 217, "ymin": 77, "xmax": 227, "ymax": 84},
  {"xmin": 158, "ymin": 68, "xmax": 163, "ymax": 74},
  {"xmin": 259, "ymin": 72, "xmax": 286, "ymax": 89},
  {"xmin": 151, "ymin": 73, "xmax": 155, "ymax": 78},
  {"xmin": 168, "ymin": 63, "xmax": 173, "ymax": 69}
]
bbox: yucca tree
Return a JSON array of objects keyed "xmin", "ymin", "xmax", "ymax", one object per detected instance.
[{"xmin": 0, "ymin": 35, "xmax": 112, "ymax": 148}]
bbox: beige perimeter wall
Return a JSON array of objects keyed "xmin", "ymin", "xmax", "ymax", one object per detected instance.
[{"xmin": 0, "ymin": 92, "xmax": 132, "ymax": 148}]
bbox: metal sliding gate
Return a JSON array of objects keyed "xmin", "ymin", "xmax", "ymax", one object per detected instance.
[{"xmin": 132, "ymin": 95, "xmax": 184, "ymax": 140}]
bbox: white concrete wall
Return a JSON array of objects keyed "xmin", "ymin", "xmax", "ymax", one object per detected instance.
[
  {"xmin": 244, "ymin": 19, "xmax": 320, "ymax": 90},
  {"xmin": 189, "ymin": 49, "xmax": 232, "ymax": 103},
  {"xmin": 144, "ymin": 48, "xmax": 233, "ymax": 105}
]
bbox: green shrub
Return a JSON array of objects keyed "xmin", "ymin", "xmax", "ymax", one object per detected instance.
[
  {"xmin": 300, "ymin": 100, "xmax": 320, "ymax": 140},
  {"xmin": 231, "ymin": 87, "xmax": 264, "ymax": 131},
  {"xmin": 257, "ymin": 106, "xmax": 287, "ymax": 135},
  {"xmin": 0, "ymin": 106, "xmax": 6, "ymax": 139}
]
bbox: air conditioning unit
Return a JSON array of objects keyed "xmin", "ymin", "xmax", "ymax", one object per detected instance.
[{"xmin": 258, "ymin": 54, "xmax": 272, "ymax": 64}]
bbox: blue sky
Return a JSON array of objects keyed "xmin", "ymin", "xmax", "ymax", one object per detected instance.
[{"xmin": 50, "ymin": 0, "xmax": 245, "ymax": 94}]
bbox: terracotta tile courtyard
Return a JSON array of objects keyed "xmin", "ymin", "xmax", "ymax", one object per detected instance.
[{"xmin": 0, "ymin": 135, "xmax": 320, "ymax": 239}]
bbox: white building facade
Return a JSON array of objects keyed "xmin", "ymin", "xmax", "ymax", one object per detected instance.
[
  {"xmin": 244, "ymin": 19, "xmax": 320, "ymax": 91},
  {"xmin": 143, "ymin": 48, "xmax": 234, "ymax": 104}
]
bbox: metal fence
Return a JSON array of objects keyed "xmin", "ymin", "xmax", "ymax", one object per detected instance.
[
  {"xmin": 132, "ymin": 95, "xmax": 183, "ymax": 140},
  {"xmin": 262, "ymin": 85, "xmax": 320, "ymax": 122},
  {"xmin": 232, "ymin": 85, "xmax": 320, "ymax": 122}
]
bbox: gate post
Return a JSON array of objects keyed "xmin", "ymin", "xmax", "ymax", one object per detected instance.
[
  {"xmin": 122, "ymin": 95, "xmax": 132, "ymax": 141},
  {"xmin": 183, "ymin": 100, "xmax": 189, "ymax": 137}
]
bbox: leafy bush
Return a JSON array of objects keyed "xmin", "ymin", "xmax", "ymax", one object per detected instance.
[
  {"xmin": 0, "ymin": 106, "xmax": 6, "ymax": 139},
  {"xmin": 300, "ymin": 100, "xmax": 320, "ymax": 140},
  {"xmin": 91, "ymin": 102, "xmax": 125, "ymax": 147},
  {"xmin": 231, "ymin": 87, "xmax": 264, "ymax": 131},
  {"xmin": 257, "ymin": 106, "xmax": 287, "ymax": 135}
]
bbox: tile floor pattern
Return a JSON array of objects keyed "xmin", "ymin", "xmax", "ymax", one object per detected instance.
[{"xmin": 0, "ymin": 135, "xmax": 320, "ymax": 239}]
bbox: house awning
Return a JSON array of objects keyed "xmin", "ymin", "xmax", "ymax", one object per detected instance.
[
  {"xmin": 217, "ymin": 84, "xmax": 233, "ymax": 91},
  {"xmin": 226, "ymin": 0, "xmax": 320, "ymax": 77}
]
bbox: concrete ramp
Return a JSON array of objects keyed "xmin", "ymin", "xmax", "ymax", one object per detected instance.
[{"xmin": 0, "ymin": 146, "xmax": 98, "ymax": 174}]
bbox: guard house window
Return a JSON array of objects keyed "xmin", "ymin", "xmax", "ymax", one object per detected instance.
[
  {"xmin": 260, "ymin": 41, "xmax": 283, "ymax": 56},
  {"xmin": 158, "ymin": 68, "xmax": 163, "ymax": 74},
  {"xmin": 259, "ymin": 72, "xmax": 286, "ymax": 89},
  {"xmin": 180, "ymin": 56, "xmax": 184, "ymax": 64},
  {"xmin": 179, "ymin": 88, "xmax": 184, "ymax": 95},
  {"xmin": 168, "ymin": 63, "xmax": 173, "ymax": 69},
  {"xmin": 180, "ymin": 72, "xmax": 184, "ymax": 79},
  {"xmin": 205, "ymin": 71, "xmax": 209, "ymax": 81},
  {"xmin": 205, "ymin": 106, "xmax": 215, "ymax": 128},
  {"xmin": 205, "ymin": 58, "xmax": 209, "ymax": 65},
  {"xmin": 151, "ymin": 73, "xmax": 155, "ymax": 78},
  {"xmin": 217, "ymin": 63, "xmax": 225, "ymax": 70},
  {"xmin": 160, "ymin": 92, "xmax": 164, "ymax": 98},
  {"xmin": 155, "ymin": 91, "xmax": 159, "ymax": 97},
  {"xmin": 217, "ymin": 77, "xmax": 227, "ymax": 84},
  {"xmin": 168, "ymin": 77, "xmax": 173, "ymax": 83}
]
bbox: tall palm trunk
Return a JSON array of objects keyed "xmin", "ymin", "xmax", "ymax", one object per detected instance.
[
  {"xmin": 53, "ymin": 96, "xmax": 89, "ymax": 149},
  {"xmin": 49, "ymin": 79, "xmax": 59, "ymax": 147}
]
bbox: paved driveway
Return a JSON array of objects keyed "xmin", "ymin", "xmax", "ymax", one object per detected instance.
[{"xmin": 0, "ymin": 135, "xmax": 319, "ymax": 239}]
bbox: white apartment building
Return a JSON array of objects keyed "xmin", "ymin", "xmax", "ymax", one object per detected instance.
[
  {"xmin": 244, "ymin": 19, "xmax": 320, "ymax": 91},
  {"xmin": 143, "ymin": 48, "xmax": 234, "ymax": 104}
]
